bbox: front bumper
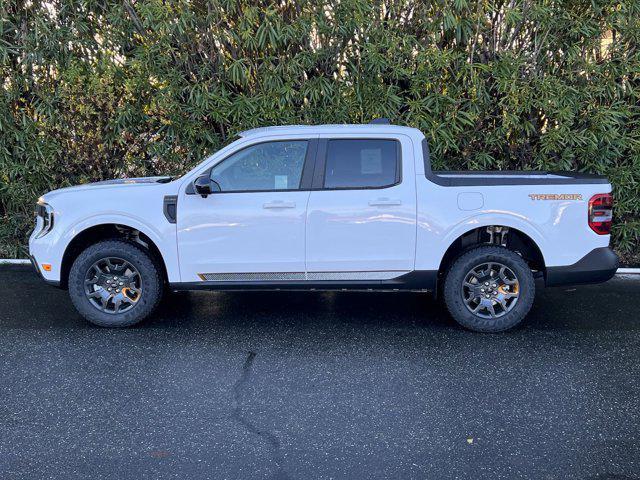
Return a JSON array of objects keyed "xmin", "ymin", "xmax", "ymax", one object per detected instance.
[
  {"xmin": 28, "ymin": 253, "xmax": 61, "ymax": 288},
  {"xmin": 546, "ymin": 247, "xmax": 619, "ymax": 287}
]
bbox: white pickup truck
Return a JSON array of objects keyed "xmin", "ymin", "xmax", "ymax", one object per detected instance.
[{"xmin": 29, "ymin": 122, "xmax": 618, "ymax": 332}]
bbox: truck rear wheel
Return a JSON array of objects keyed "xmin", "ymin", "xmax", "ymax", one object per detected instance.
[
  {"xmin": 443, "ymin": 246, "xmax": 535, "ymax": 332},
  {"xmin": 68, "ymin": 240, "xmax": 163, "ymax": 327}
]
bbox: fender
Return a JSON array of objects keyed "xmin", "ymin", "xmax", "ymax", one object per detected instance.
[
  {"xmin": 59, "ymin": 213, "xmax": 180, "ymax": 283},
  {"xmin": 436, "ymin": 212, "xmax": 548, "ymax": 266}
]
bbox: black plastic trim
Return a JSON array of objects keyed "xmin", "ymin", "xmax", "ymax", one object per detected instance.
[
  {"xmin": 545, "ymin": 247, "xmax": 619, "ymax": 287},
  {"xmin": 163, "ymin": 195, "xmax": 178, "ymax": 224},
  {"xmin": 299, "ymin": 139, "xmax": 318, "ymax": 190},
  {"xmin": 169, "ymin": 270, "xmax": 437, "ymax": 292},
  {"xmin": 421, "ymin": 139, "xmax": 609, "ymax": 186},
  {"xmin": 311, "ymin": 139, "xmax": 327, "ymax": 189}
]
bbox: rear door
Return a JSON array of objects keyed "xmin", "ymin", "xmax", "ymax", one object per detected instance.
[{"xmin": 305, "ymin": 134, "xmax": 417, "ymax": 277}]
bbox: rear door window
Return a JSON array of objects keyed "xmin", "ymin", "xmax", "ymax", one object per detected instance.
[{"xmin": 323, "ymin": 139, "xmax": 400, "ymax": 189}]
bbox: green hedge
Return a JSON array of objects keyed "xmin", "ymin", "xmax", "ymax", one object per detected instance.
[{"xmin": 2, "ymin": 0, "xmax": 639, "ymax": 263}]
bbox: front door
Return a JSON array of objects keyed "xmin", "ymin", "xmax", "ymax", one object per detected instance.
[{"xmin": 177, "ymin": 139, "xmax": 313, "ymax": 282}]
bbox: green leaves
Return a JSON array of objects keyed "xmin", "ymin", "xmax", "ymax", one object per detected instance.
[{"xmin": 1, "ymin": 0, "xmax": 639, "ymax": 263}]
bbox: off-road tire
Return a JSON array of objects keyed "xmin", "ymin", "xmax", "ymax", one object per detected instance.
[
  {"xmin": 68, "ymin": 240, "xmax": 163, "ymax": 327},
  {"xmin": 443, "ymin": 246, "xmax": 535, "ymax": 332}
]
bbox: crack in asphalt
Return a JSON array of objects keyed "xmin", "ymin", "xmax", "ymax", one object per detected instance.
[{"xmin": 231, "ymin": 351, "xmax": 290, "ymax": 480}]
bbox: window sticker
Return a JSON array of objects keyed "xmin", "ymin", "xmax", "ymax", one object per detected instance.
[
  {"xmin": 360, "ymin": 149, "xmax": 383, "ymax": 174},
  {"xmin": 274, "ymin": 175, "xmax": 288, "ymax": 189}
]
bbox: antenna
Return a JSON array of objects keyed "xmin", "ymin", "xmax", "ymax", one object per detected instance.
[{"xmin": 368, "ymin": 118, "xmax": 391, "ymax": 125}]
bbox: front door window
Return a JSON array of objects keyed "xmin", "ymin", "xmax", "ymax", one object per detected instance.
[{"xmin": 209, "ymin": 141, "xmax": 308, "ymax": 192}]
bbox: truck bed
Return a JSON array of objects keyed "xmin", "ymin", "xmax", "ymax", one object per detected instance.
[
  {"xmin": 420, "ymin": 139, "xmax": 608, "ymax": 186},
  {"xmin": 428, "ymin": 171, "xmax": 609, "ymax": 186}
]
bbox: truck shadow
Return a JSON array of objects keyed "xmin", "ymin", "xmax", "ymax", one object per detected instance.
[
  {"xmin": 145, "ymin": 277, "xmax": 640, "ymax": 334},
  {"xmin": 3, "ymin": 266, "xmax": 639, "ymax": 334},
  {"xmin": 147, "ymin": 289, "xmax": 454, "ymax": 331}
]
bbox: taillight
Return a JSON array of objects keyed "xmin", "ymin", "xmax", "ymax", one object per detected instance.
[{"xmin": 588, "ymin": 193, "xmax": 613, "ymax": 235}]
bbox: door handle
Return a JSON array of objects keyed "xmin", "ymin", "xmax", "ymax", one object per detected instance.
[
  {"xmin": 369, "ymin": 198, "xmax": 402, "ymax": 206},
  {"xmin": 263, "ymin": 201, "xmax": 296, "ymax": 209}
]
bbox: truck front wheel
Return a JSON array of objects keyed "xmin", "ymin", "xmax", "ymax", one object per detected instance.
[
  {"xmin": 443, "ymin": 246, "xmax": 535, "ymax": 332},
  {"xmin": 68, "ymin": 240, "xmax": 163, "ymax": 327}
]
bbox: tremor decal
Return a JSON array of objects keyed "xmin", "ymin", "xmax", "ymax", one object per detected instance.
[{"xmin": 528, "ymin": 194, "xmax": 583, "ymax": 201}]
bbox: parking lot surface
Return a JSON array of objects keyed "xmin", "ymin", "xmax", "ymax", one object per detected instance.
[{"xmin": 1, "ymin": 265, "xmax": 639, "ymax": 479}]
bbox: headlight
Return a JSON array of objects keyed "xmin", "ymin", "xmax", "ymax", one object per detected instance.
[{"xmin": 35, "ymin": 200, "xmax": 54, "ymax": 238}]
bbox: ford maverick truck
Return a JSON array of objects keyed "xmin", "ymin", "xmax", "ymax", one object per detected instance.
[{"xmin": 29, "ymin": 122, "xmax": 618, "ymax": 332}]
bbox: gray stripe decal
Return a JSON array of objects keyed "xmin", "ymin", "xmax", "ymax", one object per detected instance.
[
  {"xmin": 198, "ymin": 272, "xmax": 305, "ymax": 281},
  {"xmin": 198, "ymin": 271, "xmax": 406, "ymax": 282},
  {"xmin": 305, "ymin": 271, "xmax": 405, "ymax": 280}
]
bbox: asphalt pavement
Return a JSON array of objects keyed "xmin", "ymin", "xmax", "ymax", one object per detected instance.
[{"xmin": 1, "ymin": 264, "xmax": 639, "ymax": 480}]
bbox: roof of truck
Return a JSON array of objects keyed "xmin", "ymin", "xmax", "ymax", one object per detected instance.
[{"xmin": 238, "ymin": 124, "xmax": 423, "ymax": 138}]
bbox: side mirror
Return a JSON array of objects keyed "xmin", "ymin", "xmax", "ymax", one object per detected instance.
[
  {"xmin": 193, "ymin": 175, "xmax": 212, "ymax": 198},
  {"xmin": 193, "ymin": 175, "xmax": 222, "ymax": 198}
]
